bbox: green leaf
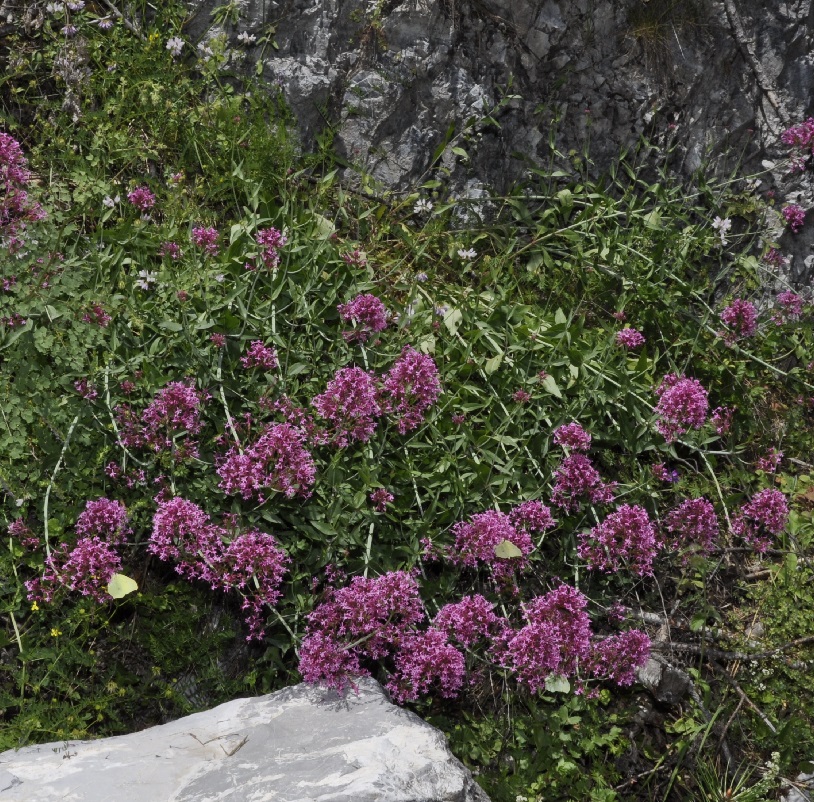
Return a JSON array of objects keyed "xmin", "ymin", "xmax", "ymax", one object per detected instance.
[
  {"xmin": 554, "ymin": 308, "xmax": 567, "ymax": 325},
  {"xmin": 643, "ymin": 208, "xmax": 662, "ymax": 230},
  {"xmin": 494, "ymin": 539, "xmax": 523, "ymax": 558},
  {"xmin": 108, "ymin": 573, "xmax": 138, "ymax": 599},
  {"xmin": 159, "ymin": 320, "xmax": 183, "ymax": 332}
]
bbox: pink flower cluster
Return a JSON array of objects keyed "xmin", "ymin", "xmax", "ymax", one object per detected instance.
[
  {"xmin": 772, "ymin": 291, "xmax": 804, "ymax": 324},
  {"xmin": 256, "ymin": 227, "xmax": 287, "ymax": 268},
  {"xmin": 74, "ymin": 378, "xmax": 98, "ymax": 400},
  {"xmin": 579, "ymin": 504, "xmax": 660, "ymax": 576},
  {"xmin": 652, "ymin": 463, "xmax": 680, "ymax": 483},
  {"xmin": 584, "ymin": 630, "xmax": 651, "ymax": 686},
  {"xmin": 497, "ymin": 585, "xmax": 592, "ymax": 693},
  {"xmin": 782, "ymin": 204, "xmax": 806, "ymax": 233},
  {"xmin": 0, "ymin": 133, "xmax": 46, "ymax": 253},
  {"xmin": 159, "ymin": 241, "xmax": 183, "ymax": 260},
  {"xmin": 298, "ymin": 571, "xmax": 427, "ymax": 692},
  {"xmin": 756, "ymin": 448, "xmax": 783, "ymax": 473},
  {"xmin": 139, "ymin": 379, "xmax": 206, "ymax": 458},
  {"xmin": 8, "ymin": 519, "xmax": 39, "ymax": 550},
  {"xmin": 75, "ymin": 498, "xmax": 131, "ymax": 545},
  {"xmin": 711, "ymin": 405, "xmax": 734, "ymax": 434},
  {"xmin": 150, "ymin": 498, "xmax": 290, "ymax": 638},
  {"xmin": 191, "ymin": 226, "xmax": 219, "ymax": 255},
  {"xmin": 664, "ymin": 497, "xmax": 719, "ymax": 555},
  {"xmin": 127, "ymin": 186, "xmax": 156, "ymax": 211},
  {"xmin": 781, "ymin": 119, "xmax": 814, "ymax": 171},
  {"xmin": 337, "ymin": 294, "xmax": 389, "ymax": 342},
  {"xmin": 217, "ymin": 422, "xmax": 316, "ymax": 501},
  {"xmin": 449, "ymin": 509, "xmax": 533, "ymax": 579},
  {"xmin": 551, "ymin": 454, "xmax": 616, "ymax": 511},
  {"xmin": 380, "ymin": 346, "xmax": 442, "ymax": 434},
  {"xmin": 731, "ymin": 488, "xmax": 789, "ymax": 552},
  {"xmin": 387, "ymin": 628, "xmax": 466, "ymax": 704},
  {"xmin": 615, "ymin": 328, "xmax": 646, "ymax": 348},
  {"xmin": 27, "ymin": 537, "xmax": 122, "ymax": 604},
  {"xmin": 240, "ymin": 340, "xmax": 278, "ymax": 370},
  {"xmin": 82, "ymin": 304, "xmax": 112, "ymax": 327},
  {"xmin": 433, "ymin": 594, "xmax": 501, "ymax": 647},
  {"xmin": 312, "ymin": 366, "xmax": 381, "ymax": 447},
  {"xmin": 509, "ymin": 500, "xmax": 556, "ymax": 534},
  {"xmin": 553, "ymin": 422, "xmax": 592, "ymax": 451},
  {"xmin": 720, "ymin": 299, "xmax": 758, "ymax": 340},
  {"xmin": 654, "ymin": 374, "xmax": 709, "ymax": 442},
  {"xmin": 370, "ymin": 488, "xmax": 394, "ymax": 512}
]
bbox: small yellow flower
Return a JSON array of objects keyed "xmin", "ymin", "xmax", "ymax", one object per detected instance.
[
  {"xmin": 31, "ymin": 602, "xmax": 39, "ymax": 611},
  {"xmin": 148, "ymin": 31, "xmax": 160, "ymax": 45},
  {"xmin": 50, "ymin": 628, "xmax": 62, "ymax": 637}
]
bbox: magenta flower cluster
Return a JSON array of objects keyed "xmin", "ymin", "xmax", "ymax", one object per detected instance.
[
  {"xmin": 711, "ymin": 405, "xmax": 734, "ymax": 435},
  {"xmin": 370, "ymin": 488, "xmax": 394, "ymax": 512},
  {"xmin": 0, "ymin": 133, "xmax": 46, "ymax": 253},
  {"xmin": 312, "ymin": 366, "xmax": 381, "ymax": 447},
  {"xmin": 256, "ymin": 227, "xmax": 287, "ymax": 268},
  {"xmin": 756, "ymin": 448, "xmax": 783, "ymax": 473},
  {"xmin": 731, "ymin": 488, "xmax": 789, "ymax": 552},
  {"xmin": 150, "ymin": 498, "xmax": 290, "ymax": 639},
  {"xmin": 720, "ymin": 299, "xmax": 758, "ymax": 340},
  {"xmin": 782, "ymin": 204, "xmax": 806, "ymax": 233},
  {"xmin": 509, "ymin": 500, "xmax": 556, "ymax": 534},
  {"xmin": 138, "ymin": 379, "xmax": 206, "ymax": 458},
  {"xmin": 380, "ymin": 346, "xmax": 442, "ymax": 434},
  {"xmin": 664, "ymin": 497, "xmax": 719, "ymax": 555},
  {"xmin": 338, "ymin": 294, "xmax": 389, "ymax": 342},
  {"xmin": 551, "ymin": 454, "xmax": 616, "ymax": 511},
  {"xmin": 651, "ymin": 463, "xmax": 680, "ymax": 483},
  {"xmin": 781, "ymin": 118, "xmax": 814, "ymax": 172},
  {"xmin": 433, "ymin": 594, "xmax": 501, "ymax": 648},
  {"xmin": 191, "ymin": 226, "xmax": 219, "ymax": 255},
  {"xmin": 553, "ymin": 422, "xmax": 592, "ymax": 451},
  {"xmin": 217, "ymin": 422, "xmax": 316, "ymax": 501},
  {"xmin": 449, "ymin": 509, "xmax": 534, "ymax": 579},
  {"xmin": 8, "ymin": 519, "xmax": 40, "ymax": 550},
  {"xmin": 127, "ymin": 186, "xmax": 156, "ymax": 211},
  {"xmin": 82, "ymin": 304, "xmax": 112, "ymax": 327},
  {"xmin": 579, "ymin": 504, "xmax": 660, "ymax": 576},
  {"xmin": 615, "ymin": 328, "xmax": 646, "ymax": 349},
  {"xmin": 773, "ymin": 291, "xmax": 804, "ymax": 324},
  {"xmin": 654, "ymin": 374, "xmax": 709, "ymax": 442},
  {"xmin": 240, "ymin": 340, "xmax": 278, "ymax": 370},
  {"xmin": 75, "ymin": 498, "xmax": 131, "ymax": 545}
]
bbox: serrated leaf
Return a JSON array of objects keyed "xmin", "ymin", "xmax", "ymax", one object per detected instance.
[
  {"xmin": 108, "ymin": 573, "xmax": 138, "ymax": 599},
  {"xmin": 541, "ymin": 374, "xmax": 562, "ymax": 398},
  {"xmin": 494, "ymin": 539, "xmax": 523, "ymax": 559}
]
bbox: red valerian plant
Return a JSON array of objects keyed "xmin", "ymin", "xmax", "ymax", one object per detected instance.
[
  {"xmin": 578, "ymin": 504, "xmax": 660, "ymax": 576},
  {"xmin": 654, "ymin": 374, "xmax": 709, "ymax": 441}
]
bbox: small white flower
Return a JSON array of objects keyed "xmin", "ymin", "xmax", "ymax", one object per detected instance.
[
  {"xmin": 711, "ymin": 216, "xmax": 732, "ymax": 245},
  {"xmin": 237, "ymin": 31, "xmax": 256, "ymax": 45},
  {"xmin": 46, "ymin": 2, "xmax": 63, "ymax": 14},
  {"xmin": 66, "ymin": 1, "xmax": 85, "ymax": 10},
  {"xmin": 214, "ymin": 273, "xmax": 225, "ymax": 283},
  {"xmin": 15, "ymin": 498, "xmax": 24, "ymax": 507},
  {"xmin": 135, "ymin": 270, "xmax": 158, "ymax": 290},
  {"xmin": 102, "ymin": 195, "xmax": 115, "ymax": 208},
  {"xmin": 166, "ymin": 36, "xmax": 184, "ymax": 57},
  {"xmin": 413, "ymin": 198, "xmax": 433, "ymax": 215},
  {"xmin": 457, "ymin": 247, "xmax": 477, "ymax": 260},
  {"xmin": 415, "ymin": 272, "xmax": 428, "ymax": 282}
]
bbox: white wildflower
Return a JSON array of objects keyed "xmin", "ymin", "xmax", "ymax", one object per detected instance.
[
  {"xmin": 711, "ymin": 216, "xmax": 732, "ymax": 245},
  {"xmin": 166, "ymin": 36, "xmax": 185, "ymax": 57},
  {"xmin": 457, "ymin": 247, "xmax": 477, "ymax": 260},
  {"xmin": 135, "ymin": 270, "xmax": 158, "ymax": 291},
  {"xmin": 237, "ymin": 31, "xmax": 256, "ymax": 45},
  {"xmin": 413, "ymin": 198, "xmax": 433, "ymax": 215}
]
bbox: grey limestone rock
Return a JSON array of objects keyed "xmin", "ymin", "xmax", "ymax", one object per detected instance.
[{"xmin": 0, "ymin": 677, "xmax": 490, "ymax": 802}]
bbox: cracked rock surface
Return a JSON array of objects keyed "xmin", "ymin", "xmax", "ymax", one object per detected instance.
[{"xmin": 0, "ymin": 678, "xmax": 490, "ymax": 802}]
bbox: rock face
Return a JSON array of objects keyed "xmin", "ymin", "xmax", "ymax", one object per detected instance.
[
  {"xmin": 184, "ymin": 0, "xmax": 812, "ymax": 188},
  {"xmin": 0, "ymin": 678, "xmax": 490, "ymax": 802},
  {"xmin": 182, "ymin": 0, "xmax": 814, "ymax": 280}
]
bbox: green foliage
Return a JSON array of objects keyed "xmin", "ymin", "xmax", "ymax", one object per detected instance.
[{"xmin": 1, "ymin": 3, "xmax": 814, "ymax": 800}]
